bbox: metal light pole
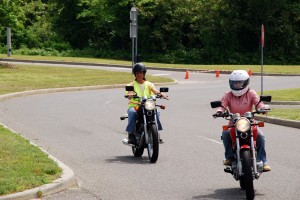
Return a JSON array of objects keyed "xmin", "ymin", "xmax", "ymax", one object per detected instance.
[
  {"xmin": 130, "ymin": 7, "xmax": 138, "ymax": 68},
  {"xmin": 7, "ymin": 27, "xmax": 12, "ymax": 57},
  {"xmin": 261, "ymin": 24, "xmax": 264, "ymax": 95}
]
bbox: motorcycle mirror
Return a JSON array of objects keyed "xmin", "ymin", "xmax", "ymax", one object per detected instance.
[
  {"xmin": 160, "ymin": 87, "xmax": 169, "ymax": 93},
  {"xmin": 210, "ymin": 101, "xmax": 222, "ymax": 108},
  {"xmin": 125, "ymin": 86, "xmax": 134, "ymax": 91},
  {"xmin": 260, "ymin": 95, "xmax": 272, "ymax": 102}
]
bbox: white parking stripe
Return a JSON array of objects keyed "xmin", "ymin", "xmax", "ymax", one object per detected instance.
[{"xmin": 198, "ymin": 136, "xmax": 222, "ymax": 145}]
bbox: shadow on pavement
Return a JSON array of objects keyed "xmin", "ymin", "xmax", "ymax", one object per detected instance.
[
  {"xmin": 192, "ymin": 187, "xmax": 265, "ymax": 199},
  {"xmin": 105, "ymin": 155, "xmax": 153, "ymax": 165}
]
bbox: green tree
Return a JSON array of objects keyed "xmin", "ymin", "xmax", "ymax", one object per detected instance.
[
  {"xmin": 0, "ymin": 0, "xmax": 25, "ymax": 48},
  {"xmin": 219, "ymin": 0, "xmax": 300, "ymax": 63}
]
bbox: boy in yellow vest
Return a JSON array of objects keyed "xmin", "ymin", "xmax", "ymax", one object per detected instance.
[{"xmin": 125, "ymin": 63, "xmax": 168, "ymax": 144}]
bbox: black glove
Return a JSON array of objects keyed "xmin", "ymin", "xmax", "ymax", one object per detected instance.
[{"xmin": 215, "ymin": 111, "xmax": 223, "ymax": 117}]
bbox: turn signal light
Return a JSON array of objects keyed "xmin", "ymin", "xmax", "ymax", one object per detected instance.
[
  {"xmin": 134, "ymin": 106, "xmax": 139, "ymax": 111},
  {"xmin": 258, "ymin": 121, "xmax": 264, "ymax": 127},
  {"xmin": 160, "ymin": 105, "xmax": 166, "ymax": 109},
  {"xmin": 222, "ymin": 125, "xmax": 229, "ymax": 131}
]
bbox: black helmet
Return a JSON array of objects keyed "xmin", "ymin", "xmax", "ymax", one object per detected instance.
[{"xmin": 132, "ymin": 62, "xmax": 147, "ymax": 75}]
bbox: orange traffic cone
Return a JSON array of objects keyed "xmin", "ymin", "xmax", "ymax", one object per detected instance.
[
  {"xmin": 216, "ymin": 70, "xmax": 220, "ymax": 78},
  {"xmin": 184, "ymin": 69, "xmax": 189, "ymax": 79},
  {"xmin": 248, "ymin": 68, "xmax": 252, "ymax": 76}
]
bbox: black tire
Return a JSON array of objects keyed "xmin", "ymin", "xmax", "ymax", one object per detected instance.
[
  {"xmin": 132, "ymin": 135, "xmax": 144, "ymax": 157},
  {"xmin": 241, "ymin": 150, "xmax": 255, "ymax": 200},
  {"xmin": 147, "ymin": 124, "xmax": 159, "ymax": 163},
  {"xmin": 240, "ymin": 176, "xmax": 246, "ymax": 190},
  {"xmin": 132, "ymin": 145, "xmax": 144, "ymax": 157}
]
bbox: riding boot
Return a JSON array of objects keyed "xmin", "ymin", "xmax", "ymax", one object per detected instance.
[{"xmin": 127, "ymin": 133, "xmax": 136, "ymax": 144}]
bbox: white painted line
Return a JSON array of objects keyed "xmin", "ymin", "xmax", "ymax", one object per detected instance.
[
  {"xmin": 152, "ymin": 74, "xmax": 171, "ymax": 76},
  {"xmin": 105, "ymin": 100, "xmax": 112, "ymax": 104},
  {"xmin": 198, "ymin": 136, "xmax": 222, "ymax": 145}
]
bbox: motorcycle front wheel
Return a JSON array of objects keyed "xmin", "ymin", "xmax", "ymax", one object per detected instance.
[
  {"xmin": 147, "ymin": 124, "xmax": 159, "ymax": 163},
  {"xmin": 132, "ymin": 146, "xmax": 144, "ymax": 157},
  {"xmin": 241, "ymin": 150, "xmax": 254, "ymax": 200},
  {"xmin": 132, "ymin": 136, "xmax": 144, "ymax": 157}
]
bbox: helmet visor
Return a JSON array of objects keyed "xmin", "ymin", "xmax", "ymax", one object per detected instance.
[{"xmin": 229, "ymin": 79, "xmax": 249, "ymax": 91}]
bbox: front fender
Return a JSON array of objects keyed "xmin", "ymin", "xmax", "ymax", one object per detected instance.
[{"xmin": 240, "ymin": 144, "xmax": 251, "ymax": 149}]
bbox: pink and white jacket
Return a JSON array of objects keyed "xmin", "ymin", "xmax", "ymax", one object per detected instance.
[{"xmin": 216, "ymin": 89, "xmax": 265, "ymax": 125}]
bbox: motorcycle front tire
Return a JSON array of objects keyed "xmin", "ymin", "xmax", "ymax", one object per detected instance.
[
  {"xmin": 241, "ymin": 150, "xmax": 255, "ymax": 200},
  {"xmin": 132, "ymin": 135, "xmax": 144, "ymax": 157},
  {"xmin": 147, "ymin": 124, "xmax": 159, "ymax": 163},
  {"xmin": 132, "ymin": 146, "xmax": 144, "ymax": 157}
]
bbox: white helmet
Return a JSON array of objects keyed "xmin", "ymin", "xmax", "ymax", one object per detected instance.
[{"xmin": 229, "ymin": 70, "xmax": 250, "ymax": 96}]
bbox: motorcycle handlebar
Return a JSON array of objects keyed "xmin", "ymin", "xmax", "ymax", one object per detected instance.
[
  {"xmin": 253, "ymin": 108, "xmax": 271, "ymax": 115},
  {"xmin": 212, "ymin": 112, "xmax": 230, "ymax": 118},
  {"xmin": 213, "ymin": 109, "xmax": 270, "ymax": 119},
  {"xmin": 124, "ymin": 94, "xmax": 168, "ymax": 100},
  {"xmin": 124, "ymin": 95, "xmax": 139, "ymax": 99}
]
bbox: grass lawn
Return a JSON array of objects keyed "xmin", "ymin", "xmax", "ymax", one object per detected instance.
[
  {"xmin": 0, "ymin": 63, "xmax": 173, "ymax": 95},
  {"xmin": 261, "ymin": 88, "xmax": 300, "ymax": 101},
  {"xmin": 0, "ymin": 125, "xmax": 61, "ymax": 196},
  {"xmin": 268, "ymin": 108, "xmax": 300, "ymax": 121},
  {"xmin": 260, "ymin": 88, "xmax": 300, "ymax": 121}
]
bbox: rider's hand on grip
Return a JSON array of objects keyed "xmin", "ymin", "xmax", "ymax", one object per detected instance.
[
  {"xmin": 159, "ymin": 92, "xmax": 169, "ymax": 100},
  {"xmin": 213, "ymin": 111, "xmax": 223, "ymax": 118},
  {"xmin": 258, "ymin": 105, "xmax": 270, "ymax": 114}
]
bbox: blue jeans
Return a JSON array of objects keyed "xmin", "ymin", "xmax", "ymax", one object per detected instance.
[
  {"xmin": 222, "ymin": 129, "xmax": 267, "ymax": 163},
  {"xmin": 125, "ymin": 107, "xmax": 162, "ymax": 133}
]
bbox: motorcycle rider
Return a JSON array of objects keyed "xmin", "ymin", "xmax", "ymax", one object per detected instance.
[
  {"xmin": 124, "ymin": 62, "xmax": 168, "ymax": 144},
  {"xmin": 215, "ymin": 70, "xmax": 271, "ymax": 172}
]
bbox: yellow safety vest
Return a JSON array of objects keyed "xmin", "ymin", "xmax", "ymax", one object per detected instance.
[{"xmin": 127, "ymin": 80, "xmax": 154, "ymax": 108}]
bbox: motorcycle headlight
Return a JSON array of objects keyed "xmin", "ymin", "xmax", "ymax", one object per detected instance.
[
  {"xmin": 145, "ymin": 99, "xmax": 155, "ymax": 111},
  {"xmin": 236, "ymin": 117, "xmax": 250, "ymax": 132}
]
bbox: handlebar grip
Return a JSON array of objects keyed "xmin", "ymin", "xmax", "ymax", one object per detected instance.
[{"xmin": 120, "ymin": 116, "xmax": 128, "ymax": 120}]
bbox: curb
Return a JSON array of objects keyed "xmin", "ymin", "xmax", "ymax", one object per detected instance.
[
  {"xmin": 0, "ymin": 154, "xmax": 76, "ymax": 200},
  {"xmin": 267, "ymin": 101, "xmax": 300, "ymax": 105},
  {"xmin": 255, "ymin": 101, "xmax": 300, "ymax": 129},
  {"xmin": 0, "ymin": 82, "xmax": 177, "ymax": 103},
  {"xmin": 0, "ymin": 85, "xmax": 127, "ymax": 102},
  {"xmin": 254, "ymin": 115, "xmax": 300, "ymax": 129},
  {"xmin": 0, "ymin": 123, "xmax": 76, "ymax": 200}
]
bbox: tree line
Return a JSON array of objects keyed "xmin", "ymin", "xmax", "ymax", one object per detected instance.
[{"xmin": 0, "ymin": 0, "xmax": 299, "ymax": 64}]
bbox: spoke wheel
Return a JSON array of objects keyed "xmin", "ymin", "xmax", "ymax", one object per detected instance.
[{"xmin": 147, "ymin": 124, "xmax": 159, "ymax": 163}]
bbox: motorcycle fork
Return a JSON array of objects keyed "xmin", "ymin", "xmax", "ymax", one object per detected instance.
[
  {"xmin": 237, "ymin": 129, "xmax": 260, "ymax": 179},
  {"xmin": 250, "ymin": 130, "xmax": 260, "ymax": 179},
  {"xmin": 153, "ymin": 109, "xmax": 159, "ymax": 135},
  {"xmin": 142, "ymin": 108, "xmax": 149, "ymax": 144},
  {"xmin": 235, "ymin": 130, "xmax": 243, "ymax": 177},
  {"xmin": 143, "ymin": 109, "xmax": 158, "ymax": 144}
]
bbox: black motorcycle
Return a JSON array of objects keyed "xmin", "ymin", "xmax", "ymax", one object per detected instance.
[{"xmin": 120, "ymin": 85, "xmax": 168, "ymax": 163}]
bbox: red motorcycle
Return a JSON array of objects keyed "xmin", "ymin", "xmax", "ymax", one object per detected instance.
[{"xmin": 210, "ymin": 95, "xmax": 271, "ymax": 200}]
